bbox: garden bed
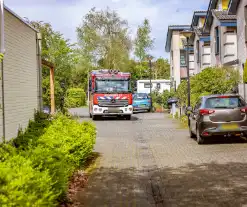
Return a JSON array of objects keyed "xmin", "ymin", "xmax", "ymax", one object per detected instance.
[{"xmin": 0, "ymin": 112, "xmax": 96, "ymax": 206}]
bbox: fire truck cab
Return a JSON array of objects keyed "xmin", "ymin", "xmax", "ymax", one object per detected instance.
[{"xmin": 88, "ymin": 69, "xmax": 133, "ymax": 120}]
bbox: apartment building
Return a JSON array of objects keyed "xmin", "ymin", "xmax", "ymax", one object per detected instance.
[
  {"xmin": 165, "ymin": 25, "xmax": 194, "ymax": 90},
  {"xmin": 191, "ymin": 11, "xmax": 210, "ymax": 74},
  {"xmin": 203, "ymin": 0, "xmax": 238, "ymax": 67},
  {"xmin": 166, "ymin": 0, "xmax": 240, "ymax": 90}
]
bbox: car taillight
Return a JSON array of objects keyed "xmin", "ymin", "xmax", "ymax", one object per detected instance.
[
  {"xmin": 199, "ymin": 109, "xmax": 215, "ymax": 115},
  {"xmin": 240, "ymin": 107, "xmax": 247, "ymax": 113}
]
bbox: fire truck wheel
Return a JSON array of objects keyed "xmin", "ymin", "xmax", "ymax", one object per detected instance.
[
  {"xmin": 125, "ymin": 115, "xmax": 131, "ymax": 120},
  {"xmin": 92, "ymin": 115, "xmax": 101, "ymax": 120}
]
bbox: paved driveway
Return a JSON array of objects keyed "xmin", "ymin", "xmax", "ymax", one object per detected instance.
[{"xmin": 69, "ymin": 108, "xmax": 247, "ymax": 206}]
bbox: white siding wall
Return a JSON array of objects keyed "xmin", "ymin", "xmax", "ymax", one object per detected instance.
[
  {"xmin": 236, "ymin": 0, "xmax": 247, "ymax": 99},
  {"xmin": 202, "ymin": 45, "xmax": 211, "ymax": 69},
  {"xmin": 0, "ymin": 10, "xmax": 39, "ymax": 141},
  {"xmin": 237, "ymin": 0, "xmax": 247, "ymax": 75},
  {"xmin": 223, "ymin": 29, "xmax": 238, "ymax": 64},
  {"xmin": 171, "ymin": 31, "xmax": 181, "ymax": 89},
  {"xmin": 189, "ymin": 53, "xmax": 195, "ymax": 75}
]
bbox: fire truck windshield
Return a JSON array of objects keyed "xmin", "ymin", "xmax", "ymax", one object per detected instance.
[{"xmin": 95, "ymin": 79, "xmax": 130, "ymax": 93}]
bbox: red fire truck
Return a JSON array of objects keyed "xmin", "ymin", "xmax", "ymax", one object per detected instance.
[{"xmin": 88, "ymin": 69, "xmax": 133, "ymax": 120}]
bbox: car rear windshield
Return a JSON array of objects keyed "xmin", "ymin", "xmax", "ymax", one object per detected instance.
[
  {"xmin": 205, "ymin": 96, "xmax": 246, "ymax": 109},
  {"xmin": 133, "ymin": 93, "xmax": 148, "ymax": 100}
]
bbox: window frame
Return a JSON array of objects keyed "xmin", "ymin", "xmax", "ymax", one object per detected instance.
[{"xmin": 215, "ymin": 26, "xmax": 220, "ymax": 55}]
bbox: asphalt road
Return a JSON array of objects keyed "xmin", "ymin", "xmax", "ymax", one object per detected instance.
[{"xmin": 69, "ymin": 108, "xmax": 247, "ymax": 207}]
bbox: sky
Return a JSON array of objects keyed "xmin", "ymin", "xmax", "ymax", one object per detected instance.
[{"xmin": 5, "ymin": 0, "xmax": 209, "ymax": 59}]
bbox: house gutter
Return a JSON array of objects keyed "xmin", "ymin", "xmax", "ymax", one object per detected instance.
[
  {"xmin": 37, "ymin": 32, "xmax": 43, "ymax": 111},
  {"xmin": 0, "ymin": 0, "xmax": 5, "ymax": 140}
]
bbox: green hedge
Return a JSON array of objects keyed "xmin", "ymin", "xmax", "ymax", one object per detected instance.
[
  {"xmin": 65, "ymin": 88, "xmax": 86, "ymax": 108},
  {"xmin": 0, "ymin": 113, "xmax": 96, "ymax": 206}
]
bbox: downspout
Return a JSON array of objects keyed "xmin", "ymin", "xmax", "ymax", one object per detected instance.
[
  {"xmin": 36, "ymin": 33, "xmax": 43, "ymax": 111},
  {"xmin": 0, "ymin": 0, "xmax": 6, "ymax": 141}
]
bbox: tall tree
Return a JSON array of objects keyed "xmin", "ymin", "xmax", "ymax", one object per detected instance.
[
  {"xmin": 26, "ymin": 20, "xmax": 77, "ymax": 108},
  {"xmin": 77, "ymin": 7, "xmax": 132, "ymax": 71},
  {"xmin": 134, "ymin": 18, "xmax": 154, "ymax": 77},
  {"xmin": 153, "ymin": 58, "xmax": 170, "ymax": 79}
]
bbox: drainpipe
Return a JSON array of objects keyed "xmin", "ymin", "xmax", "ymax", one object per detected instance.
[
  {"xmin": 0, "ymin": 0, "xmax": 6, "ymax": 140},
  {"xmin": 36, "ymin": 33, "xmax": 43, "ymax": 111}
]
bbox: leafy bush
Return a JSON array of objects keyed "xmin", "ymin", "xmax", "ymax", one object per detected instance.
[
  {"xmin": 244, "ymin": 59, "xmax": 247, "ymax": 83},
  {"xmin": 65, "ymin": 88, "xmax": 86, "ymax": 108},
  {"xmin": 176, "ymin": 66, "xmax": 240, "ymax": 107},
  {"xmin": 0, "ymin": 113, "xmax": 96, "ymax": 206},
  {"xmin": 151, "ymin": 89, "xmax": 175, "ymax": 109},
  {"xmin": 13, "ymin": 111, "xmax": 51, "ymax": 150},
  {"xmin": 0, "ymin": 155, "xmax": 56, "ymax": 207}
]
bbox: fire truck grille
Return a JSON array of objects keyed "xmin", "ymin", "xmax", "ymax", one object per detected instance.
[{"xmin": 98, "ymin": 99, "xmax": 129, "ymax": 107}]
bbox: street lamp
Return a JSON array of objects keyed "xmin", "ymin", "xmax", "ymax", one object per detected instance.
[
  {"xmin": 147, "ymin": 55, "xmax": 153, "ymax": 110},
  {"xmin": 181, "ymin": 29, "xmax": 193, "ymax": 126}
]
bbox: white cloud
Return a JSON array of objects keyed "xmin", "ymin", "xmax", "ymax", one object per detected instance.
[{"xmin": 5, "ymin": 0, "xmax": 208, "ymax": 58}]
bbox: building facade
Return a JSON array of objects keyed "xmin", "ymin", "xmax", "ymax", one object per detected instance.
[
  {"xmin": 165, "ymin": 25, "xmax": 193, "ymax": 90},
  {"xmin": 0, "ymin": 6, "xmax": 42, "ymax": 141}
]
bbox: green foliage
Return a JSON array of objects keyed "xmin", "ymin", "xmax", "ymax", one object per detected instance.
[
  {"xmin": 0, "ymin": 155, "xmax": 56, "ymax": 207},
  {"xmin": 13, "ymin": 111, "xmax": 51, "ymax": 150},
  {"xmin": 176, "ymin": 66, "xmax": 240, "ymax": 107},
  {"xmin": 65, "ymin": 88, "xmax": 86, "ymax": 108},
  {"xmin": 151, "ymin": 89, "xmax": 175, "ymax": 109},
  {"xmin": 134, "ymin": 18, "xmax": 154, "ymax": 62},
  {"xmin": 26, "ymin": 20, "xmax": 77, "ymax": 109},
  {"xmin": 243, "ymin": 59, "xmax": 247, "ymax": 83},
  {"xmin": 77, "ymin": 7, "xmax": 132, "ymax": 71},
  {"xmin": 0, "ymin": 53, "xmax": 4, "ymax": 63},
  {"xmin": 0, "ymin": 113, "xmax": 96, "ymax": 206}
]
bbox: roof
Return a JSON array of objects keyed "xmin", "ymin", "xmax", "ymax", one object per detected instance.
[
  {"xmin": 193, "ymin": 27, "xmax": 203, "ymax": 36},
  {"xmin": 203, "ymin": 0, "xmax": 218, "ymax": 33},
  {"xmin": 211, "ymin": 9, "xmax": 236, "ymax": 20},
  {"xmin": 191, "ymin": 11, "xmax": 207, "ymax": 27},
  {"xmin": 228, "ymin": 0, "xmax": 241, "ymax": 14},
  {"xmin": 137, "ymin": 79, "xmax": 170, "ymax": 83},
  {"xmin": 165, "ymin": 25, "xmax": 191, "ymax": 52},
  {"xmin": 4, "ymin": 5, "xmax": 39, "ymax": 33}
]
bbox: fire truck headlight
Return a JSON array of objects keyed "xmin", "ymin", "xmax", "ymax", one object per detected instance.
[
  {"xmin": 129, "ymin": 107, "xmax": 133, "ymax": 111},
  {"xmin": 94, "ymin": 108, "xmax": 97, "ymax": 112}
]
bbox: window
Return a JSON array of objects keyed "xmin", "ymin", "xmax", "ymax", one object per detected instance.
[
  {"xmin": 95, "ymin": 79, "xmax": 130, "ymax": 92},
  {"xmin": 144, "ymin": 83, "xmax": 152, "ymax": 88},
  {"xmin": 215, "ymin": 26, "xmax": 220, "ymax": 55},
  {"xmin": 196, "ymin": 40, "xmax": 200, "ymax": 63},
  {"xmin": 180, "ymin": 50, "xmax": 186, "ymax": 67},
  {"xmin": 205, "ymin": 96, "xmax": 245, "ymax": 109},
  {"xmin": 133, "ymin": 93, "xmax": 148, "ymax": 100}
]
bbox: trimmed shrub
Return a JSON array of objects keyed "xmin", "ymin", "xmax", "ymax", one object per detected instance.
[
  {"xmin": 0, "ymin": 155, "xmax": 56, "ymax": 206},
  {"xmin": 0, "ymin": 113, "xmax": 96, "ymax": 205},
  {"xmin": 244, "ymin": 59, "xmax": 247, "ymax": 83},
  {"xmin": 65, "ymin": 88, "xmax": 86, "ymax": 108}
]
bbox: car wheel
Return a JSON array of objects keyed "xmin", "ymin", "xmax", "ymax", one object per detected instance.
[
  {"xmin": 196, "ymin": 127, "xmax": 204, "ymax": 145},
  {"xmin": 92, "ymin": 115, "xmax": 100, "ymax": 120},
  {"xmin": 189, "ymin": 124, "xmax": 196, "ymax": 138}
]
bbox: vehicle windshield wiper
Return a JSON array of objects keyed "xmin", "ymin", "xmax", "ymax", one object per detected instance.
[{"xmin": 213, "ymin": 106, "xmax": 233, "ymax": 109}]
